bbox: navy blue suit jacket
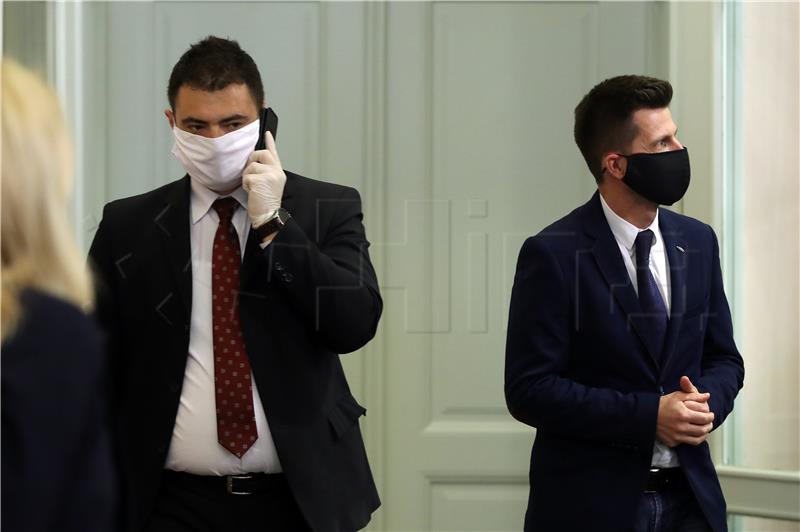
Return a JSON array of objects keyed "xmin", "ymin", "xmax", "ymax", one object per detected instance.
[
  {"xmin": 505, "ymin": 192, "xmax": 744, "ymax": 532},
  {"xmin": 1, "ymin": 289, "xmax": 118, "ymax": 532}
]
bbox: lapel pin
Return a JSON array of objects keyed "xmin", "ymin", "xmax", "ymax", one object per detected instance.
[{"xmin": 676, "ymin": 245, "xmax": 685, "ymax": 253}]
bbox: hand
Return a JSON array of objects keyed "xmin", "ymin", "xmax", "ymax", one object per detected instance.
[
  {"xmin": 656, "ymin": 379, "xmax": 714, "ymax": 447},
  {"xmin": 243, "ymin": 131, "xmax": 285, "ymax": 227},
  {"xmin": 680, "ymin": 376, "xmax": 710, "ymax": 414}
]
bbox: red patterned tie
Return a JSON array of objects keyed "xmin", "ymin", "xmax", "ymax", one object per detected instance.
[{"xmin": 212, "ymin": 198, "xmax": 258, "ymax": 458}]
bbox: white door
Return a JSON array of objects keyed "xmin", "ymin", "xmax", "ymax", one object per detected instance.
[{"xmin": 377, "ymin": 3, "xmax": 668, "ymax": 530}]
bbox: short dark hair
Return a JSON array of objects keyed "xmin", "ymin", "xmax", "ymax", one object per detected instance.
[
  {"xmin": 573, "ymin": 75, "xmax": 673, "ymax": 182},
  {"xmin": 167, "ymin": 36, "xmax": 264, "ymax": 110}
]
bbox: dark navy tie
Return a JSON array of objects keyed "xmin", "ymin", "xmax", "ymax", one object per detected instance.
[{"xmin": 634, "ymin": 229, "xmax": 668, "ymax": 362}]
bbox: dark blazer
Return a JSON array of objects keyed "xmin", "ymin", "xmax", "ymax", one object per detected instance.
[
  {"xmin": 89, "ymin": 172, "xmax": 382, "ymax": 532},
  {"xmin": 505, "ymin": 192, "xmax": 744, "ymax": 532},
  {"xmin": 1, "ymin": 289, "xmax": 118, "ymax": 532}
]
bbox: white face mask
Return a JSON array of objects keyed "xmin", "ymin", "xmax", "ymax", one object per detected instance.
[{"xmin": 171, "ymin": 118, "xmax": 260, "ymax": 193}]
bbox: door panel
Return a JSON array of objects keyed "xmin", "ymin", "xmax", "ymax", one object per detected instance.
[{"xmin": 381, "ymin": 3, "xmax": 666, "ymax": 530}]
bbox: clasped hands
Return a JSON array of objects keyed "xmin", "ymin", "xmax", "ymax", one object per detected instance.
[{"xmin": 656, "ymin": 376, "xmax": 714, "ymax": 447}]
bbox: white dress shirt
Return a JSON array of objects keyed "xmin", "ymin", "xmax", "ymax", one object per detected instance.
[
  {"xmin": 599, "ymin": 192, "xmax": 678, "ymax": 468},
  {"xmin": 165, "ymin": 180, "xmax": 282, "ymax": 475}
]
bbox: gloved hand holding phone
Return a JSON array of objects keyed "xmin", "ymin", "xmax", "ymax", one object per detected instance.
[{"xmin": 243, "ymin": 111, "xmax": 285, "ymax": 229}]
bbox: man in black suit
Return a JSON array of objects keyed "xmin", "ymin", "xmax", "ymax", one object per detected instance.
[
  {"xmin": 90, "ymin": 36, "xmax": 381, "ymax": 532},
  {"xmin": 505, "ymin": 75, "xmax": 744, "ymax": 531}
]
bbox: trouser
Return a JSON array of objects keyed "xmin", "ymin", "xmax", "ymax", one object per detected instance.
[
  {"xmin": 632, "ymin": 468, "xmax": 714, "ymax": 532},
  {"xmin": 143, "ymin": 470, "xmax": 312, "ymax": 532}
]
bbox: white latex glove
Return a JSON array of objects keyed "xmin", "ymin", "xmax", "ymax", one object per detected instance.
[{"xmin": 242, "ymin": 131, "xmax": 286, "ymax": 227}]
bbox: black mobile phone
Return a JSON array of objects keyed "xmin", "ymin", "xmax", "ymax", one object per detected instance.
[{"xmin": 255, "ymin": 107, "xmax": 278, "ymax": 150}]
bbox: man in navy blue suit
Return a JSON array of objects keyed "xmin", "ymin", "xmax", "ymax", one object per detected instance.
[{"xmin": 505, "ymin": 75, "xmax": 744, "ymax": 532}]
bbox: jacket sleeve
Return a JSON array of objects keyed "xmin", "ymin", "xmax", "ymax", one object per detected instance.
[
  {"xmin": 504, "ymin": 235, "xmax": 660, "ymax": 445},
  {"xmin": 694, "ymin": 226, "xmax": 745, "ymax": 429},
  {"xmin": 264, "ymin": 186, "xmax": 382, "ymax": 354}
]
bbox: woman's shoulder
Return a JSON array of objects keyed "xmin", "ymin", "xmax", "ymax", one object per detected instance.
[
  {"xmin": 2, "ymin": 288, "xmax": 104, "ymax": 376},
  {"xmin": 21, "ymin": 288, "xmax": 99, "ymax": 336}
]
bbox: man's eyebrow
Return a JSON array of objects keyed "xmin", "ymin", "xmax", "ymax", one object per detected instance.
[
  {"xmin": 651, "ymin": 127, "xmax": 678, "ymax": 146},
  {"xmin": 180, "ymin": 116, "xmax": 208, "ymax": 125},
  {"xmin": 219, "ymin": 114, "xmax": 249, "ymax": 123},
  {"xmin": 180, "ymin": 114, "xmax": 250, "ymax": 125}
]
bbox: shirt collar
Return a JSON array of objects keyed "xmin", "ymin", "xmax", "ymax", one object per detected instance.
[
  {"xmin": 190, "ymin": 179, "xmax": 248, "ymax": 225},
  {"xmin": 598, "ymin": 191, "xmax": 661, "ymax": 253}
]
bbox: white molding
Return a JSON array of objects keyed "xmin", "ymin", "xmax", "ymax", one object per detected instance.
[
  {"xmin": 49, "ymin": 1, "xmax": 87, "ymax": 250},
  {"xmin": 717, "ymin": 466, "xmax": 800, "ymax": 521},
  {"xmin": 719, "ymin": 0, "xmax": 745, "ymax": 471},
  {"xmin": 362, "ymin": 3, "xmax": 388, "ymax": 530}
]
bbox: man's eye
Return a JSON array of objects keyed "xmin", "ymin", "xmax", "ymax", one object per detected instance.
[
  {"xmin": 188, "ymin": 125, "xmax": 204, "ymax": 132},
  {"xmin": 227, "ymin": 122, "xmax": 242, "ymax": 130}
]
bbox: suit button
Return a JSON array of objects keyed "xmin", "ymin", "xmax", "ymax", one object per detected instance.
[
  {"xmin": 156, "ymin": 444, "xmax": 166, "ymax": 455},
  {"xmin": 170, "ymin": 382, "xmax": 180, "ymax": 393},
  {"xmin": 275, "ymin": 262, "xmax": 284, "ymax": 271},
  {"xmin": 282, "ymin": 273, "xmax": 293, "ymax": 283}
]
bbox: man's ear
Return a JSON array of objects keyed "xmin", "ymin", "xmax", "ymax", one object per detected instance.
[
  {"xmin": 602, "ymin": 152, "xmax": 627, "ymax": 181},
  {"xmin": 165, "ymin": 109, "xmax": 175, "ymax": 129}
]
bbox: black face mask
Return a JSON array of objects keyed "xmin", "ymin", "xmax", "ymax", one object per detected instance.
[{"xmin": 619, "ymin": 147, "xmax": 691, "ymax": 206}]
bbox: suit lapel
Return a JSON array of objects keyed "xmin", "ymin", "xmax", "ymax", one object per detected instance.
[
  {"xmin": 155, "ymin": 176, "xmax": 192, "ymax": 322},
  {"xmin": 658, "ymin": 211, "xmax": 688, "ymax": 374},
  {"xmin": 582, "ymin": 193, "xmax": 661, "ymax": 369}
]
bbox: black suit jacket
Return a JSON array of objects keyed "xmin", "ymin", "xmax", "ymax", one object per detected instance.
[
  {"xmin": 505, "ymin": 192, "xmax": 744, "ymax": 532},
  {"xmin": 89, "ymin": 172, "xmax": 382, "ymax": 532},
  {"xmin": 1, "ymin": 289, "xmax": 118, "ymax": 532}
]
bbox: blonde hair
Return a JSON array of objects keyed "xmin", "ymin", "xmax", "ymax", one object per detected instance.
[{"xmin": 1, "ymin": 58, "xmax": 93, "ymax": 341}]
